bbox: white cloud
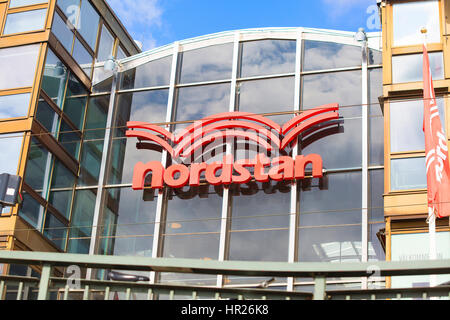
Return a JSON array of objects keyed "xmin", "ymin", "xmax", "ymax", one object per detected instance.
[{"xmin": 107, "ymin": 0, "xmax": 164, "ymax": 50}]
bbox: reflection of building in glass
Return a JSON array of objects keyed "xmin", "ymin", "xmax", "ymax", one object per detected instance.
[{"xmin": 0, "ymin": 0, "xmax": 449, "ymax": 299}]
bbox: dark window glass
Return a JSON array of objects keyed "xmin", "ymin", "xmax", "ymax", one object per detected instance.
[
  {"xmin": 77, "ymin": 0, "xmax": 99, "ymax": 50},
  {"xmin": 370, "ymin": 222, "xmax": 385, "ymax": 262},
  {"xmin": 58, "ymin": 119, "xmax": 81, "ymax": 159},
  {"xmin": 174, "ymin": 84, "xmax": 230, "ymax": 131},
  {"xmin": 36, "ymin": 99, "xmax": 58, "ymax": 135},
  {"xmin": 240, "ymin": 40, "xmax": 296, "ymax": 77},
  {"xmin": 42, "ymin": 49, "xmax": 68, "ymax": 107},
  {"xmin": 43, "ymin": 212, "xmax": 68, "ymax": 250},
  {"xmin": 62, "ymin": 74, "xmax": 88, "ymax": 129},
  {"xmin": 51, "ymin": 12, "xmax": 74, "ymax": 53},
  {"xmin": 298, "ymin": 171, "xmax": 362, "ymax": 262},
  {"xmin": 24, "ymin": 138, "xmax": 52, "ymax": 196},
  {"xmin": 302, "ymin": 70, "xmax": 362, "ymax": 111},
  {"xmin": 0, "ymin": 93, "xmax": 31, "ymax": 119},
  {"xmin": 50, "ymin": 159, "xmax": 76, "ymax": 189},
  {"xmin": 0, "ymin": 44, "xmax": 40, "ymax": 90},
  {"xmin": 114, "ymin": 90, "xmax": 169, "ymax": 137},
  {"xmin": 3, "ymin": 9, "xmax": 47, "ymax": 35},
  {"xmin": 19, "ymin": 193, "xmax": 43, "ymax": 230},
  {"xmin": 179, "ymin": 43, "xmax": 233, "ymax": 83},
  {"xmin": 237, "ymin": 76, "xmax": 295, "ymax": 125},
  {"xmin": 229, "ymin": 181, "xmax": 290, "ymax": 263},
  {"xmin": 48, "ymin": 190, "xmax": 73, "ymax": 220},
  {"xmin": 78, "ymin": 140, "xmax": 103, "ymax": 186},
  {"xmin": 120, "ymin": 56, "xmax": 172, "ymax": 90},
  {"xmin": 303, "ymin": 41, "xmax": 361, "ymax": 71},
  {"xmin": 369, "ymin": 169, "xmax": 384, "ymax": 223},
  {"xmin": 84, "ymin": 95, "xmax": 109, "ymax": 140},
  {"xmin": 68, "ymin": 189, "xmax": 97, "ymax": 253},
  {"xmin": 100, "ymin": 187, "xmax": 157, "ymax": 256}
]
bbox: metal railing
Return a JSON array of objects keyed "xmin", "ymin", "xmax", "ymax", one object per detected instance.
[{"xmin": 0, "ymin": 250, "xmax": 449, "ymax": 300}]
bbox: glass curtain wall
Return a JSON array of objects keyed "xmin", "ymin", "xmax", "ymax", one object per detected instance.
[{"xmin": 83, "ymin": 30, "xmax": 384, "ymax": 293}]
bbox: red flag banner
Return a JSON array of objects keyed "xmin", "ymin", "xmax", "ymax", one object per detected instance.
[{"xmin": 423, "ymin": 44, "xmax": 450, "ymax": 218}]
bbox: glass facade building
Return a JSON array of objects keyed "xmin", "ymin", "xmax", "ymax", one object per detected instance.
[{"xmin": 0, "ymin": 0, "xmax": 450, "ymax": 299}]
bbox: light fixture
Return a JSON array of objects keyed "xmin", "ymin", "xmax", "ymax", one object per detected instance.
[
  {"xmin": 54, "ymin": 61, "xmax": 66, "ymax": 77},
  {"xmin": 103, "ymin": 55, "xmax": 118, "ymax": 72},
  {"xmin": 354, "ymin": 27, "xmax": 367, "ymax": 43}
]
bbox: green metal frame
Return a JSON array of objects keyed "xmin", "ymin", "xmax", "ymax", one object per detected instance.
[{"xmin": 0, "ymin": 251, "xmax": 449, "ymax": 300}]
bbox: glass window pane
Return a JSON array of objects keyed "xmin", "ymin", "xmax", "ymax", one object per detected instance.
[
  {"xmin": 0, "ymin": 93, "xmax": 30, "ymax": 119},
  {"xmin": 393, "ymin": 0, "xmax": 440, "ymax": 47},
  {"xmin": 370, "ymin": 223, "xmax": 385, "ymax": 262},
  {"xmin": 369, "ymin": 169, "xmax": 384, "ymax": 223},
  {"xmin": 101, "ymin": 187, "xmax": 157, "ymax": 256},
  {"xmin": 300, "ymin": 108, "xmax": 362, "ymax": 169},
  {"xmin": 240, "ymin": 40, "xmax": 296, "ymax": 77},
  {"xmin": 392, "ymin": 52, "xmax": 444, "ymax": 83},
  {"xmin": 116, "ymin": 46, "xmax": 127, "ymax": 59},
  {"xmin": 0, "ymin": 44, "xmax": 40, "ymax": 90},
  {"xmin": 57, "ymin": 0, "xmax": 80, "ymax": 27},
  {"xmin": 51, "ymin": 12, "xmax": 74, "ymax": 53},
  {"xmin": 50, "ymin": 159, "xmax": 76, "ymax": 189},
  {"xmin": 179, "ymin": 43, "xmax": 233, "ymax": 83},
  {"xmin": 58, "ymin": 120, "xmax": 81, "ymax": 159},
  {"xmin": 369, "ymin": 68, "xmax": 384, "ymax": 165},
  {"xmin": 77, "ymin": 0, "xmax": 99, "ymax": 49},
  {"xmin": 42, "ymin": 49, "xmax": 68, "ymax": 107},
  {"xmin": 48, "ymin": 190, "xmax": 73, "ymax": 220},
  {"xmin": 92, "ymin": 67, "xmax": 114, "ymax": 93},
  {"xmin": 230, "ymin": 182, "xmax": 290, "ymax": 262},
  {"xmin": 19, "ymin": 193, "xmax": 43, "ymax": 229},
  {"xmin": 391, "ymin": 232, "xmax": 450, "ymax": 288},
  {"xmin": 161, "ymin": 185, "xmax": 222, "ymax": 286},
  {"xmin": 174, "ymin": 84, "xmax": 230, "ymax": 131},
  {"xmin": 114, "ymin": 90, "xmax": 169, "ymax": 137},
  {"xmin": 84, "ymin": 95, "xmax": 109, "ymax": 140},
  {"xmin": 97, "ymin": 24, "xmax": 114, "ymax": 62},
  {"xmin": 43, "ymin": 212, "xmax": 68, "ymax": 250},
  {"xmin": 120, "ymin": 56, "xmax": 172, "ymax": 90},
  {"xmin": 107, "ymin": 138, "xmax": 162, "ymax": 186},
  {"xmin": 237, "ymin": 77, "xmax": 295, "ymax": 125},
  {"xmin": 391, "ymin": 157, "xmax": 426, "ymax": 191},
  {"xmin": 302, "ymin": 70, "xmax": 362, "ymax": 111},
  {"xmin": 35, "ymin": 99, "xmax": 59, "ymax": 135},
  {"xmin": 0, "ymin": 133, "xmax": 24, "ymax": 176},
  {"xmin": 73, "ymin": 38, "xmax": 93, "ymax": 77},
  {"xmin": 4, "ymin": 9, "xmax": 47, "ymax": 35},
  {"xmin": 63, "ymin": 73, "xmax": 88, "ymax": 129},
  {"xmin": 68, "ymin": 189, "xmax": 97, "ymax": 254},
  {"xmin": 24, "ymin": 138, "xmax": 51, "ymax": 195},
  {"xmin": 298, "ymin": 171, "xmax": 362, "ymax": 262},
  {"xmin": 78, "ymin": 140, "xmax": 103, "ymax": 186},
  {"xmin": 10, "ymin": 0, "xmax": 47, "ymax": 7},
  {"xmin": 390, "ymin": 98, "xmax": 445, "ymax": 152},
  {"xmin": 303, "ymin": 41, "xmax": 361, "ymax": 72}
]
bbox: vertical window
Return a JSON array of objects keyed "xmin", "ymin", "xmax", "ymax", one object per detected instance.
[
  {"xmin": 0, "ymin": 44, "xmax": 40, "ymax": 90},
  {"xmin": 391, "ymin": 157, "xmax": 427, "ymax": 191},
  {"xmin": 392, "ymin": 52, "xmax": 444, "ymax": 83},
  {"xmin": 77, "ymin": 0, "xmax": 100, "ymax": 50},
  {"xmin": 0, "ymin": 93, "xmax": 31, "ymax": 119},
  {"xmin": 393, "ymin": 0, "xmax": 440, "ymax": 47},
  {"xmin": 51, "ymin": 12, "xmax": 74, "ymax": 53}
]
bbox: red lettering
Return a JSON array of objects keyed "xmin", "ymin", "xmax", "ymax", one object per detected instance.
[
  {"xmin": 164, "ymin": 164, "xmax": 190, "ymax": 188},
  {"xmin": 269, "ymin": 156, "xmax": 294, "ymax": 181},
  {"xmin": 189, "ymin": 162, "xmax": 207, "ymax": 187},
  {"xmin": 294, "ymin": 154, "xmax": 323, "ymax": 179},
  {"xmin": 205, "ymin": 155, "xmax": 233, "ymax": 185},
  {"xmin": 132, "ymin": 161, "xmax": 164, "ymax": 190},
  {"xmin": 254, "ymin": 154, "xmax": 271, "ymax": 182},
  {"xmin": 232, "ymin": 158, "xmax": 253, "ymax": 184}
]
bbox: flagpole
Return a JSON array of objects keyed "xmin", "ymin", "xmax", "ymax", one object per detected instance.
[{"xmin": 422, "ymin": 27, "xmax": 438, "ymax": 287}]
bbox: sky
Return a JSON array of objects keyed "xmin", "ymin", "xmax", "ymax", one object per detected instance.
[{"xmin": 106, "ymin": 0, "xmax": 381, "ymax": 51}]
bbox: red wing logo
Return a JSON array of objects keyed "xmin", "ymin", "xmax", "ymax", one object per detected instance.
[{"xmin": 126, "ymin": 103, "xmax": 340, "ymax": 190}]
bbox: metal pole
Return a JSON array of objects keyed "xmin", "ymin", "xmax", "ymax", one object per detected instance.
[{"xmin": 37, "ymin": 263, "xmax": 52, "ymax": 300}]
